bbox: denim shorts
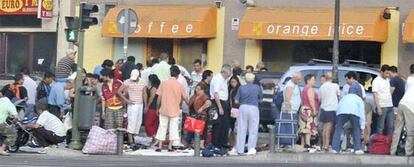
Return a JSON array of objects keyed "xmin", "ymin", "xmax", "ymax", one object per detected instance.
[{"xmin": 320, "ymin": 109, "xmax": 336, "ymax": 123}]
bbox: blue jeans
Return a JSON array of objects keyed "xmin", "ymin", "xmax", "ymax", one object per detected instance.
[
  {"xmin": 376, "ymin": 107, "xmax": 394, "ymax": 135},
  {"xmin": 332, "ymin": 114, "xmax": 362, "ymax": 152}
]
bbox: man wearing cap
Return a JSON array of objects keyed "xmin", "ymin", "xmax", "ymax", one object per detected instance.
[
  {"xmin": 331, "ymin": 84, "xmax": 365, "ymax": 155},
  {"xmin": 118, "ymin": 69, "xmax": 147, "ymax": 145}
]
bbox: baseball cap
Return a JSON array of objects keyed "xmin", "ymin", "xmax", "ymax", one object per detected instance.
[{"xmin": 130, "ymin": 69, "xmax": 140, "ymax": 81}]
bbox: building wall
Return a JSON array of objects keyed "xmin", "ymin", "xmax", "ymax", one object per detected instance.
[{"xmin": 71, "ymin": 0, "xmax": 414, "ymax": 76}]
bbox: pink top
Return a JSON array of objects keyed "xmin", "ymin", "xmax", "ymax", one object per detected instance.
[
  {"xmin": 124, "ymin": 79, "xmax": 145, "ymax": 104},
  {"xmin": 302, "ymin": 86, "xmax": 320, "ymax": 111}
]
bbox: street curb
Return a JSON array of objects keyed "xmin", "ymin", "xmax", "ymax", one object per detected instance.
[{"xmin": 225, "ymin": 152, "xmax": 413, "ymax": 165}]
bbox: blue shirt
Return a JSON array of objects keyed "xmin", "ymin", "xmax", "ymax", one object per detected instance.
[
  {"xmin": 48, "ymin": 81, "xmax": 70, "ymax": 110},
  {"xmin": 235, "ymin": 83, "xmax": 263, "ymax": 107},
  {"xmin": 337, "ymin": 94, "xmax": 365, "ymax": 130},
  {"xmin": 93, "ymin": 66, "xmax": 103, "ymax": 76}
]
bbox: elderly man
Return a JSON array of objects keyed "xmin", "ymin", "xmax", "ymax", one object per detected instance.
[
  {"xmin": 55, "ymin": 49, "xmax": 76, "ymax": 80},
  {"xmin": 151, "ymin": 53, "xmax": 171, "ymax": 82},
  {"xmin": 154, "ymin": 65, "xmax": 189, "ymax": 152},
  {"xmin": 0, "ymin": 97, "xmax": 18, "ymax": 156},
  {"xmin": 210, "ymin": 64, "xmax": 232, "ymax": 149}
]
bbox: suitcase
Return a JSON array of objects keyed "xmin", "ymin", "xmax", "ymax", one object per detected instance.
[{"xmin": 368, "ymin": 134, "xmax": 392, "ymax": 155}]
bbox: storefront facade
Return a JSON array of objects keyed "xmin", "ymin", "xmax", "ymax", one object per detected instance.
[
  {"xmin": 0, "ymin": 0, "xmax": 72, "ymax": 75},
  {"xmin": 77, "ymin": 0, "xmax": 414, "ymax": 76}
]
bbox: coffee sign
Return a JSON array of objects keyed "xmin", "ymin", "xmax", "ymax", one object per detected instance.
[
  {"xmin": 0, "ymin": 0, "xmax": 39, "ymax": 15},
  {"xmin": 37, "ymin": 0, "xmax": 53, "ymax": 18}
]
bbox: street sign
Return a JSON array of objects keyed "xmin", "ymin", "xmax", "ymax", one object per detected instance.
[{"xmin": 117, "ymin": 8, "xmax": 138, "ymax": 34}]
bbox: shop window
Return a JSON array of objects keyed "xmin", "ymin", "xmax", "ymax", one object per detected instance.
[
  {"xmin": 0, "ymin": 33, "xmax": 57, "ymax": 75},
  {"xmin": 113, "ymin": 38, "xmax": 144, "ymax": 63},
  {"xmin": 0, "ymin": 16, "xmax": 41, "ymax": 28},
  {"xmin": 179, "ymin": 39, "xmax": 207, "ymax": 71}
]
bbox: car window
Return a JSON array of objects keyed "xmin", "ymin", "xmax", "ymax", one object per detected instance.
[
  {"xmin": 356, "ymin": 71, "xmax": 376, "ymax": 93},
  {"xmin": 299, "ymin": 70, "xmax": 321, "ymax": 87},
  {"xmin": 338, "ymin": 70, "xmax": 348, "ymax": 87}
]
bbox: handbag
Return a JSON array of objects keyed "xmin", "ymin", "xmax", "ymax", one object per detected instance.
[
  {"xmin": 184, "ymin": 116, "xmax": 206, "ymax": 135},
  {"xmin": 230, "ymin": 108, "xmax": 239, "ymax": 118},
  {"xmin": 300, "ymin": 107, "xmax": 311, "ymax": 122},
  {"xmin": 208, "ymin": 105, "xmax": 218, "ymax": 121}
]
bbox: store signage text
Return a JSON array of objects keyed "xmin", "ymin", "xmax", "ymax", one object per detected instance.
[
  {"xmin": 0, "ymin": 0, "xmax": 38, "ymax": 15},
  {"xmin": 133, "ymin": 22, "xmax": 194, "ymax": 34},
  {"xmin": 37, "ymin": 0, "xmax": 53, "ymax": 18},
  {"xmin": 255, "ymin": 23, "xmax": 365, "ymax": 37}
]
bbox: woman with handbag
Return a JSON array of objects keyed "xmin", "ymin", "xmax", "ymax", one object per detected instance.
[
  {"xmin": 234, "ymin": 73, "xmax": 262, "ymax": 155},
  {"xmin": 299, "ymin": 74, "xmax": 320, "ymax": 150},
  {"xmin": 228, "ymin": 76, "xmax": 241, "ymax": 149},
  {"xmin": 186, "ymin": 82, "xmax": 211, "ymax": 149}
]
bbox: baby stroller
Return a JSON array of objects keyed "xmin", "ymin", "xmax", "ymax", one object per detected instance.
[{"xmin": 6, "ymin": 99, "xmax": 38, "ymax": 152}]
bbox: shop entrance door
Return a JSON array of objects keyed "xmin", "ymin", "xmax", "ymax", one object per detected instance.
[
  {"xmin": 0, "ymin": 33, "xmax": 32, "ymax": 74},
  {"xmin": 147, "ymin": 39, "xmax": 173, "ymax": 60}
]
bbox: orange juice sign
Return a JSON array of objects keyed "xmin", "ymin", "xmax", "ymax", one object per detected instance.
[
  {"xmin": 38, "ymin": 0, "xmax": 53, "ymax": 18},
  {"xmin": 0, "ymin": 0, "xmax": 38, "ymax": 15}
]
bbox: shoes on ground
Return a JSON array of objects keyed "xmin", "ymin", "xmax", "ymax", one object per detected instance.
[
  {"xmin": 354, "ymin": 150, "xmax": 364, "ymax": 155},
  {"xmin": 246, "ymin": 148, "xmax": 257, "ymax": 155}
]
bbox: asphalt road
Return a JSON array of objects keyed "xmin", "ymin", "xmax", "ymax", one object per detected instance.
[{"xmin": 0, "ymin": 155, "xmax": 411, "ymax": 167}]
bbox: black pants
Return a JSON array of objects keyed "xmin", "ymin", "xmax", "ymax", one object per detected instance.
[
  {"xmin": 48, "ymin": 105, "xmax": 61, "ymax": 119},
  {"xmin": 212, "ymin": 100, "xmax": 230, "ymax": 148},
  {"xmin": 32, "ymin": 127, "xmax": 65, "ymax": 147}
]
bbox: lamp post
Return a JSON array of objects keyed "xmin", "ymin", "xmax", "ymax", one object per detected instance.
[{"xmin": 332, "ymin": 0, "xmax": 340, "ymax": 83}]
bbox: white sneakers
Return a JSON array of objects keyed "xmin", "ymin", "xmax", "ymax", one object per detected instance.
[
  {"xmin": 228, "ymin": 148, "xmax": 238, "ymax": 156},
  {"xmin": 354, "ymin": 150, "xmax": 365, "ymax": 155},
  {"xmin": 246, "ymin": 148, "xmax": 257, "ymax": 155}
]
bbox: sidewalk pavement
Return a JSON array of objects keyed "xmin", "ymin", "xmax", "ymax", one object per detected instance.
[{"xmin": 15, "ymin": 146, "xmax": 414, "ymax": 166}]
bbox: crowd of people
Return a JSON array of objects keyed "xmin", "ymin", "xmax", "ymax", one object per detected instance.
[
  {"xmin": 0, "ymin": 48, "xmax": 413, "ymax": 157},
  {"xmin": 278, "ymin": 64, "xmax": 414, "ymax": 156}
]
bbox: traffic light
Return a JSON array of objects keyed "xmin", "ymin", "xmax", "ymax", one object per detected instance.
[
  {"xmin": 80, "ymin": 3, "xmax": 99, "ymax": 29},
  {"xmin": 65, "ymin": 16, "xmax": 80, "ymax": 43}
]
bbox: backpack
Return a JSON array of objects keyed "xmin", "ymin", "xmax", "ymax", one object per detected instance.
[{"xmin": 274, "ymin": 91, "xmax": 284, "ymax": 111}]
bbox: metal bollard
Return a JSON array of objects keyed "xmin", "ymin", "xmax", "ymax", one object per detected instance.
[
  {"xmin": 267, "ymin": 125, "xmax": 276, "ymax": 153},
  {"xmin": 116, "ymin": 129, "xmax": 126, "ymax": 155},
  {"xmin": 194, "ymin": 132, "xmax": 200, "ymax": 157}
]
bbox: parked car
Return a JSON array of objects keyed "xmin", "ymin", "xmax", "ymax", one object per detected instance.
[
  {"xmin": 254, "ymin": 71, "xmax": 283, "ymax": 132},
  {"xmin": 277, "ymin": 59, "xmax": 380, "ymax": 116}
]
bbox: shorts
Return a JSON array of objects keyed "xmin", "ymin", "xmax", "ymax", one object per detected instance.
[
  {"xmin": 104, "ymin": 108, "xmax": 124, "ymax": 130},
  {"xmin": 127, "ymin": 104, "xmax": 143, "ymax": 134},
  {"xmin": 0, "ymin": 124, "xmax": 16, "ymax": 146},
  {"xmin": 320, "ymin": 109, "xmax": 336, "ymax": 123}
]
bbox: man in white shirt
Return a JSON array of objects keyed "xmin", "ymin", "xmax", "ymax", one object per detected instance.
[
  {"xmin": 372, "ymin": 65, "xmax": 394, "ymax": 135},
  {"xmin": 141, "ymin": 58, "xmax": 159, "ymax": 87},
  {"xmin": 190, "ymin": 59, "xmax": 203, "ymax": 96},
  {"xmin": 210, "ymin": 64, "xmax": 232, "ymax": 148},
  {"xmin": 0, "ymin": 97, "xmax": 18, "ymax": 156},
  {"xmin": 319, "ymin": 72, "xmax": 340, "ymax": 151},
  {"xmin": 22, "ymin": 98, "xmax": 66, "ymax": 147},
  {"xmin": 21, "ymin": 67, "xmax": 37, "ymax": 111},
  {"xmin": 151, "ymin": 53, "xmax": 171, "ymax": 82},
  {"xmin": 406, "ymin": 64, "xmax": 414, "ymax": 91}
]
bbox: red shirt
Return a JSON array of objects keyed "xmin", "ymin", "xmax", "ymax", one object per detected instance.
[
  {"xmin": 102, "ymin": 80, "xmax": 123, "ymax": 108},
  {"xmin": 114, "ymin": 68, "xmax": 123, "ymax": 81}
]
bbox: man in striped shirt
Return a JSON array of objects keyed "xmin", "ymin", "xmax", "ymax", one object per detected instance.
[
  {"xmin": 55, "ymin": 49, "xmax": 76, "ymax": 79},
  {"xmin": 118, "ymin": 69, "xmax": 147, "ymax": 145}
]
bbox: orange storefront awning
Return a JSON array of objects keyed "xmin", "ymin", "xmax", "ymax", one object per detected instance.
[
  {"xmin": 239, "ymin": 8, "xmax": 389, "ymax": 42},
  {"xmin": 403, "ymin": 10, "xmax": 414, "ymax": 43},
  {"xmin": 102, "ymin": 5, "xmax": 217, "ymax": 38}
]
